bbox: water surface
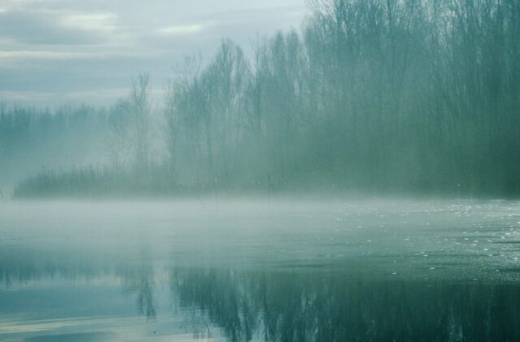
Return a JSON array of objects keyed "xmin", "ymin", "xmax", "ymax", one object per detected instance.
[{"xmin": 1, "ymin": 200, "xmax": 520, "ymax": 341}]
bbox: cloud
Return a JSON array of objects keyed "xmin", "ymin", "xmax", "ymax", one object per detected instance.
[
  {"xmin": 0, "ymin": 0, "xmax": 307, "ymax": 107},
  {"xmin": 0, "ymin": 0, "xmax": 64, "ymax": 12},
  {"xmin": 156, "ymin": 24, "xmax": 206, "ymax": 36},
  {"xmin": 60, "ymin": 12, "xmax": 119, "ymax": 32},
  {"xmin": 0, "ymin": 51, "xmax": 114, "ymax": 61},
  {"xmin": 0, "ymin": 10, "xmax": 109, "ymax": 45}
]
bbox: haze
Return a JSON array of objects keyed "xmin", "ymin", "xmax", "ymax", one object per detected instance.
[{"xmin": 1, "ymin": 0, "xmax": 520, "ymax": 341}]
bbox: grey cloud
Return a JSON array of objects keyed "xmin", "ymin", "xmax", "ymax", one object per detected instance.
[
  {"xmin": 0, "ymin": 10, "xmax": 110, "ymax": 45},
  {"xmin": 0, "ymin": 0, "xmax": 307, "ymax": 107}
]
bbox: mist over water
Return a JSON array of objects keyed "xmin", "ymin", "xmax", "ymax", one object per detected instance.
[{"xmin": 1, "ymin": 0, "xmax": 520, "ymax": 340}]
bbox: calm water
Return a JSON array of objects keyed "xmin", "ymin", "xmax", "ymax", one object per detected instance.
[{"xmin": 1, "ymin": 199, "xmax": 520, "ymax": 341}]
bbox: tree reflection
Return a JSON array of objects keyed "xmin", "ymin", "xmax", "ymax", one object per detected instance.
[
  {"xmin": 3, "ymin": 247, "xmax": 520, "ymax": 341},
  {"xmin": 0, "ymin": 247, "xmax": 110, "ymax": 287},
  {"xmin": 0, "ymin": 247, "xmax": 158, "ymax": 320},
  {"xmin": 171, "ymin": 268, "xmax": 260, "ymax": 341},
  {"xmin": 170, "ymin": 268, "xmax": 520, "ymax": 342},
  {"xmin": 118, "ymin": 256, "xmax": 157, "ymax": 319}
]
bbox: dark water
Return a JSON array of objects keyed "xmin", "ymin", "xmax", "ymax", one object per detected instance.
[{"xmin": 1, "ymin": 200, "xmax": 520, "ymax": 341}]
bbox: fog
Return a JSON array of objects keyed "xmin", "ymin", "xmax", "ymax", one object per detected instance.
[
  {"xmin": 1, "ymin": 0, "xmax": 520, "ymax": 340},
  {"xmin": 2, "ymin": 0, "xmax": 520, "ymax": 199}
]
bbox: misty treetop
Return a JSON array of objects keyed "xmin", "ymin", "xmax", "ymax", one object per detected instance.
[{"xmin": 5, "ymin": 0, "xmax": 520, "ymax": 198}]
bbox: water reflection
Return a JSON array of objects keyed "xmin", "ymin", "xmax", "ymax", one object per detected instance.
[
  {"xmin": 118, "ymin": 258, "xmax": 157, "ymax": 319},
  {"xmin": 2, "ymin": 246, "xmax": 520, "ymax": 341},
  {"xmin": 172, "ymin": 268, "xmax": 520, "ymax": 341}
]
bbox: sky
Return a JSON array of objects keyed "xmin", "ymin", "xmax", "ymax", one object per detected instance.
[{"xmin": 0, "ymin": 0, "xmax": 307, "ymax": 108}]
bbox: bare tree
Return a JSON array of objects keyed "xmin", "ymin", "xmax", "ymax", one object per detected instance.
[{"xmin": 130, "ymin": 74, "xmax": 151, "ymax": 173}]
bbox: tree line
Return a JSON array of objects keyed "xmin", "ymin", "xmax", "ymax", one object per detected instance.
[
  {"xmin": 9, "ymin": 0, "xmax": 520, "ymax": 198},
  {"xmin": 0, "ymin": 104, "xmax": 108, "ymax": 195}
]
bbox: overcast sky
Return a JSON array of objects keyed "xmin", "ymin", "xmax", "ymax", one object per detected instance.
[{"xmin": 0, "ymin": 0, "xmax": 307, "ymax": 108}]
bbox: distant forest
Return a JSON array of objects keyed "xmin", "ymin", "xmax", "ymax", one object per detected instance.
[{"xmin": 3, "ymin": 0, "xmax": 520, "ymax": 198}]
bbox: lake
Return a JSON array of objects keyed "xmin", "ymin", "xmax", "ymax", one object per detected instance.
[{"xmin": 1, "ymin": 199, "xmax": 520, "ymax": 341}]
